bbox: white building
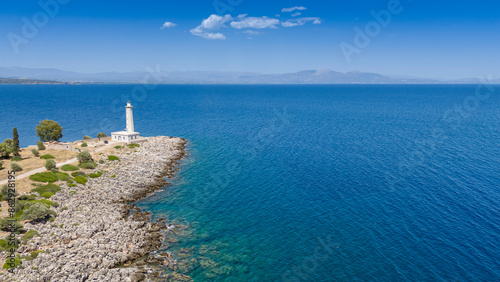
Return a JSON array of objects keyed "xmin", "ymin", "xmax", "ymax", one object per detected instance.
[{"xmin": 111, "ymin": 101, "xmax": 140, "ymax": 142}]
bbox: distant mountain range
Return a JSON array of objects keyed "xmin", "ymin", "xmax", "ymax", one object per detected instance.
[{"xmin": 0, "ymin": 67, "xmax": 496, "ymax": 84}]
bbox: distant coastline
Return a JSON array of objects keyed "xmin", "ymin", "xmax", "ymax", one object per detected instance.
[{"xmin": 1, "ymin": 67, "xmax": 498, "ymax": 85}]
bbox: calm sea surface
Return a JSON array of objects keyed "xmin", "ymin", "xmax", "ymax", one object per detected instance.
[{"xmin": 1, "ymin": 84, "xmax": 499, "ymax": 281}]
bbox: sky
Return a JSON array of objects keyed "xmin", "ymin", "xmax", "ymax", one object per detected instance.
[{"xmin": 0, "ymin": 0, "xmax": 499, "ymax": 79}]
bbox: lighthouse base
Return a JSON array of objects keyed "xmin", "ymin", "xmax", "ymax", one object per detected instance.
[{"xmin": 111, "ymin": 131, "xmax": 140, "ymax": 143}]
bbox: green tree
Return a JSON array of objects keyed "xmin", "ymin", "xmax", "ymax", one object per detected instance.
[
  {"xmin": 36, "ymin": 120, "xmax": 63, "ymax": 142},
  {"xmin": 12, "ymin": 127, "xmax": 20, "ymax": 156},
  {"xmin": 76, "ymin": 151, "xmax": 93, "ymax": 163},
  {"xmin": 97, "ymin": 132, "xmax": 107, "ymax": 140},
  {"xmin": 45, "ymin": 159, "xmax": 56, "ymax": 171},
  {"xmin": 0, "ymin": 143, "xmax": 11, "ymax": 159}
]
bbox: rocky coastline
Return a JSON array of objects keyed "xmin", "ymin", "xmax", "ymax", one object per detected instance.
[{"xmin": 2, "ymin": 136, "xmax": 189, "ymax": 281}]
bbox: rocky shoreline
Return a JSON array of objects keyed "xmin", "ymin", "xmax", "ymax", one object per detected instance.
[{"xmin": 2, "ymin": 136, "xmax": 189, "ymax": 281}]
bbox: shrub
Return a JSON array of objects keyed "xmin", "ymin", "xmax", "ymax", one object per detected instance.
[
  {"xmin": 74, "ymin": 176, "xmax": 88, "ymax": 185},
  {"xmin": 78, "ymin": 162, "xmax": 97, "ymax": 169},
  {"xmin": 69, "ymin": 191, "xmax": 77, "ymax": 196},
  {"xmin": 71, "ymin": 171, "xmax": 86, "ymax": 177},
  {"xmin": 31, "ymin": 148, "xmax": 40, "ymax": 157},
  {"xmin": 61, "ymin": 164, "xmax": 79, "ymax": 171},
  {"xmin": 45, "ymin": 159, "xmax": 56, "ymax": 171},
  {"xmin": 11, "ymin": 156, "xmax": 22, "ymax": 161},
  {"xmin": 83, "ymin": 135, "xmax": 92, "ymax": 140},
  {"xmin": 68, "ymin": 183, "xmax": 77, "ymax": 187},
  {"xmin": 31, "ymin": 183, "xmax": 61, "ymax": 195},
  {"xmin": 41, "ymin": 192, "xmax": 54, "ymax": 198},
  {"xmin": 110, "ymin": 175, "xmax": 116, "ymax": 178},
  {"xmin": 114, "ymin": 145, "xmax": 121, "ymax": 149},
  {"xmin": 108, "ymin": 155, "xmax": 120, "ymax": 161},
  {"xmin": 40, "ymin": 154, "xmax": 55, "ymax": 159},
  {"xmin": 51, "ymin": 201, "xmax": 59, "ymax": 208},
  {"xmin": 0, "ymin": 218, "xmax": 23, "ymax": 233},
  {"xmin": 0, "ymin": 161, "xmax": 3, "ymax": 170},
  {"xmin": 127, "ymin": 143, "xmax": 140, "ymax": 148},
  {"xmin": 18, "ymin": 194, "xmax": 36, "ymax": 201},
  {"xmin": 36, "ymin": 119, "xmax": 63, "ymax": 142},
  {"xmin": 2, "ymin": 256, "xmax": 21, "ymax": 270},
  {"xmin": 99, "ymin": 159, "xmax": 105, "ymax": 164},
  {"xmin": 11, "ymin": 162, "xmax": 22, "ymax": 172},
  {"xmin": 0, "ymin": 143, "xmax": 11, "ymax": 158},
  {"xmin": 81, "ymin": 142, "xmax": 88, "ymax": 147},
  {"xmin": 21, "ymin": 202, "xmax": 56, "ymax": 222},
  {"xmin": 88, "ymin": 171, "xmax": 103, "ymax": 178},
  {"xmin": 1, "ymin": 185, "xmax": 18, "ymax": 199},
  {"xmin": 76, "ymin": 151, "xmax": 93, "ymax": 163},
  {"xmin": 62, "ymin": 206, "xmax": 68, "ymax": 210},
  {"xmin": 37, "ymin": 141, "xmax": 46, "ymax": 150},
  {"xmin": 22, "ymin": 230, "xmax": 41, "ymax": 244}
]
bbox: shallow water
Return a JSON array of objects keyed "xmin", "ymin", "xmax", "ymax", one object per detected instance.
[{"xmin": 1, "ymin": 84, "xmax": 499, "ymax": 281}]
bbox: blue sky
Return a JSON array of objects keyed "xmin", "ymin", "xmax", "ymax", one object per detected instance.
[{"xmin": 0, "ymin": 0, "xmax": 499, "ymax": 79}]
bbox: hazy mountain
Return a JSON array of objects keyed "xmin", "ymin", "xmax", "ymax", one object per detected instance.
[{"xmin": 0, "ymin": 67, "xmax": 490, "ymax": 84}]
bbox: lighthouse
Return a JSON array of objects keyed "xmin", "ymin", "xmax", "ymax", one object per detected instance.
[{"xmin": 111, "ymin": 101, "xmax": 141, "ymax": 142}]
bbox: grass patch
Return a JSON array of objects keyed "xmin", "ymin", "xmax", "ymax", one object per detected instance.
[
  {"xmin": 11, "ymin": 156, "xmax": 22, "ymax": 161},
  {"xmin": 108, "ymin": 155, "xmax": 120, "ymax": 161},
  {"xmin": 40, "ymin": 154, "xmax": 55, "ymax": 159},
  {"xmin": 68, "ymin": 183, "xmax": 77, "ymax": 187},
  {"xmin": 127, "ymin": 143, "xmax": 140, "ymax": 148},
  {"xmin": 114, "ymin": 145, "xmax": 121, "ymax": 149},
  {"xmin": 61, "ymin": 164, "xmax": 79, "ymax": 171}
]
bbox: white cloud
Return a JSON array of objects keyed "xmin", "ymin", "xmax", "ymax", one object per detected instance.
[
  {"xmin": 291, "ymin": 12, "xmax": 301, "ymax": 17},
  {"xmin": 243, "ymin": 30, "xmax": 261, "ymax": 35},
  {"xmin": 282, "ymin": 6, "xmax": 307, "ymax": 13},
  {"xmin": 161, "ymin": 21, "xmax": 177, "ymax": 29},
  {"xmin": 230, "ymin": 16, "xmax": 280, "ymax": 29},
  {"xmin": 282, "ymin": 17, "xmax": 322, "ymax": 27},
  {"xmin": 190, "ymin": 14, "xmax": 233, "ymax": 40}
]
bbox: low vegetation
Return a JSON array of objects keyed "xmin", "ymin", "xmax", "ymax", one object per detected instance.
[
  {"xmin": 127, "ymin": 143, "xmax": 140, "ymax": 148},
  {"xmin": 61, "ymin": 164, "xmax": 79, "ymax": 171},
  {"xmin": 88, "ymin": 171, "xmax": 103, "ymax": 178},
  {"xmin": 81, "ymin": 142, "xmax": 88, "ymax": 147},
  {"xmin": 108, "ymin": 155, "xmax": 120, "ymax": 161},
  {"xmin": 29, "ymin": 171, "xmax": 71, "ymax": 183},
  {"xmin": 74, "ymin": 176, "xmax": 88, "ymax": 185},
  {"xmin": 40, "ymin": 154, "xmax": 55, "ymax": 159}
]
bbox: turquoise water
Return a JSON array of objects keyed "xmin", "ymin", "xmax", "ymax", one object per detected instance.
[{"xmin": 1, "ymin": 85, "xmax": 500, "ymax": 281}]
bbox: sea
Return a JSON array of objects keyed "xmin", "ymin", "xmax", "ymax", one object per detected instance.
[{"xmin": 1, "ymin": 84, "xmax": 499, "ymax": 281}]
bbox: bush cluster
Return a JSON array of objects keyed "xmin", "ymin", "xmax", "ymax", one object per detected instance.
[
  {"xmin": 81, "ymin": 142, "xmax": 88, "ymax": 147},
  {"xmin": 78, "ymin": 162, "xmax": 97, "ymax": 169},
  {"xmin": 88, "ymin": 171, "xmax": 103, "ymax": 178},
  {"xmin": 40, "ymin": 154, "xmax": 55, "ymax": 159}
]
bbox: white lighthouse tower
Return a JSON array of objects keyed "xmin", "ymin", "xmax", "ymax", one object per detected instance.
[{"xmin": 111, "ymin": 101, "xmax": 140, "ymax": 142}]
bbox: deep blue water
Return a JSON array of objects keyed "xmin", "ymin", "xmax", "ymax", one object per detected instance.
[{"xmin": 1, "ymin": 84, "xmax": 500, "ymax": 281}]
